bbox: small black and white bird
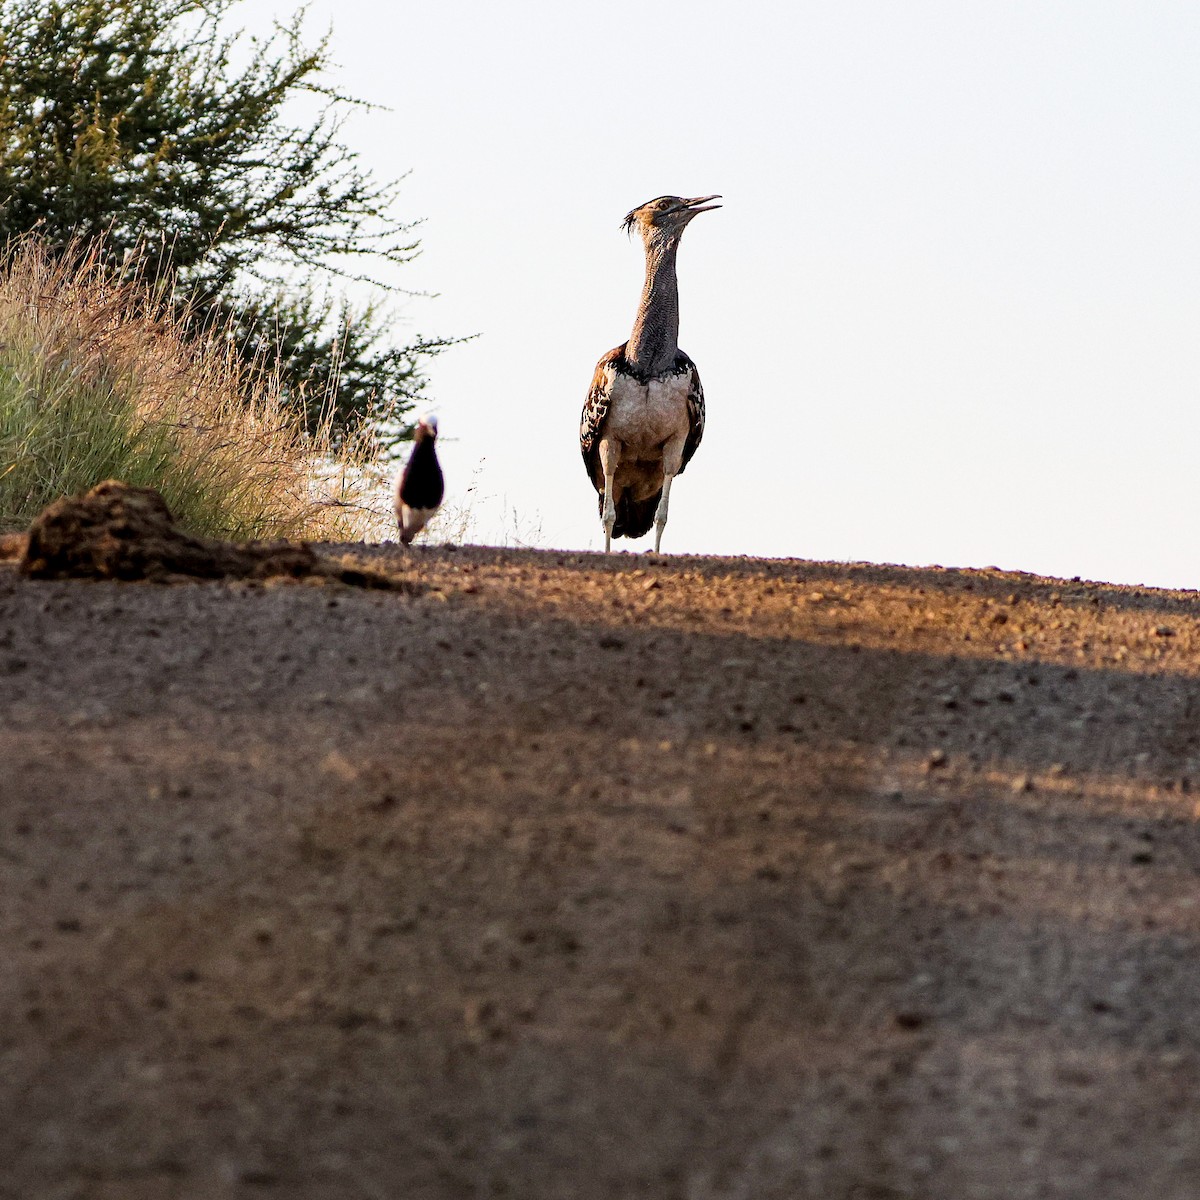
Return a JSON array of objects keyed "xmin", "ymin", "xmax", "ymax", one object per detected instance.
[
  {"xmin": 394, "ymin": 415, "xmax": 444, "ymax": 545},
  {"xmin": 580, "ymin": 193, "xmax": 719, "ymax": 553}
]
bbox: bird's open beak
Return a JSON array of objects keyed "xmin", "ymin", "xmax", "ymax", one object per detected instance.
[{"xmin": 679, "ymin": 194, "xmax": 722, "ymax": 216}]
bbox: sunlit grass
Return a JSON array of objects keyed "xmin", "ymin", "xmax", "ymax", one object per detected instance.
[{"xmin": 0, "ymin": 237, "xmax": 385, "ymax": 541}]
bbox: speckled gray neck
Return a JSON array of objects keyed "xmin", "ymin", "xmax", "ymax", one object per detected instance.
[{"xmin": 626, "ymin": 238, "xmax": 680, "ymax": 377}]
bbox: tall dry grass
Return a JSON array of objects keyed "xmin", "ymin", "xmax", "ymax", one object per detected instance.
[{"xmin": 0, "ymin": 238, "xmax": 387, "ymax": 540}]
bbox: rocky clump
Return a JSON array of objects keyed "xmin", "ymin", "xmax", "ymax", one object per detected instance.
[{"xmin": 18, "ymin": 480, "xmax": 407, "ymax": 589}]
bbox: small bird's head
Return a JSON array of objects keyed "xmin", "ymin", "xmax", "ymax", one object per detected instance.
[
  {"xmin": 622, "ymin": 194, "xmax": 721, "ymax": 245},
  {"xmin": 415, "ymin": 413, "xmax": 438, "ymax": 441}
]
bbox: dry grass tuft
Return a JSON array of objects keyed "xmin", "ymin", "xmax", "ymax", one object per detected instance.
[{"xmin": 0, "ymin": 237, "xmax": 387, "ymax": 540}]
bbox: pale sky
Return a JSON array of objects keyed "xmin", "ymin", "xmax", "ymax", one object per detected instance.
[{"xmin": 240, "ymin": 1, "xmax": 1200, "ymax": 588}]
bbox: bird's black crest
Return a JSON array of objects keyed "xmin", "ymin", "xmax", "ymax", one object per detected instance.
[{"xmin": 621, "ymin": 196, "xmax": 680, "ymax": 235}]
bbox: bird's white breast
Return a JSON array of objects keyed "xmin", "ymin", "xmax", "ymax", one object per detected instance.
[{"xmin": 602, "ymin": 370, "xmax": 692, "ymax": 453}]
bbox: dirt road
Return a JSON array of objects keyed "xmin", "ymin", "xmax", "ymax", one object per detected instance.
[{"xmin": 3, "ymin": 545, "xmax": 1200, "ymax": 1199}]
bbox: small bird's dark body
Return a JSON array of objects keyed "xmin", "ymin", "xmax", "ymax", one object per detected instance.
[
  {"xmin": 394, "ymin": 417, "xmax": 444, "ymax": 545},
  {"xmin": 398, "ymin": 437, "xmax": 444, "ymax": 511},
  {"xmin": 579, "ymin": 193, "xmax": 717, "ymax": 553}
]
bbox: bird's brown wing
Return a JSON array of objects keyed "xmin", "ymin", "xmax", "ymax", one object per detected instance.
[
  {"xmin": 677, "ymin": 352, "xmax": 705, "ymax": 474},
  {"xmin": 580, "ymin": 344, "xmax": 626, "ymax": 491}
]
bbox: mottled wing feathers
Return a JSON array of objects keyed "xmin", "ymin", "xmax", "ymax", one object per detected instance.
[
  {"xmin": 580, "ymin": 344, "xmax": 624, "ymax": 488},
  {"xmin": 676, "ymin": 351, "xmax": 705, "ymax": 474}
]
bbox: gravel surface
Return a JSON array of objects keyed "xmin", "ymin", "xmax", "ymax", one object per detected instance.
[{"xmin": 3, "ymin": 544, "xmax": 1200, "ymax": 1199}]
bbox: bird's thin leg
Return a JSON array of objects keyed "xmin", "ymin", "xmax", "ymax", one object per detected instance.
[
  {"xmin": 653, "ymin": 434, "xmax": 686, "ymax": 554},
  {"xmin": 599, "ymin": 437, "xmax": 620, "ymax": 553},
  {"xmin": 653, "ymin": 476, "xmax": 674, "ymax": 553}
]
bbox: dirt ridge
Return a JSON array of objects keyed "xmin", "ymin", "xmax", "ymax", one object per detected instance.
[{"xmin": 2, "ymin": 544, "xmax": 1200, "ymax": 1199}]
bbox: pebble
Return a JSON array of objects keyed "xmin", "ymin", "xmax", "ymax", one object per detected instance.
[{"xmin": 319, "ymin": 751, "xmax": 359, "ymax": 782}]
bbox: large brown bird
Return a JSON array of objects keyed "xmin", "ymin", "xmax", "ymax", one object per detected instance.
[{"xmin": 580, "ymin": 193, "xmax": 719, "ymax": 552}]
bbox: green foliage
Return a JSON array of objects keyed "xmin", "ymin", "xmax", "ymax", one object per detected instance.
[
  {"xmin": 0, "ymin": 0, "xmax": 450, "ymax": 448},
  {"xmin": 0, "ymin": 237, "xmax": 386, "ymax": 540}
]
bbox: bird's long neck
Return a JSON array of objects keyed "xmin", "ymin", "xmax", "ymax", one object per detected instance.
[{"xmin": 626, "ymin": 238, "xmax": 680, "ymax": 377}]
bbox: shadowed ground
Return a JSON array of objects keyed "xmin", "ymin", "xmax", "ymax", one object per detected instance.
[{"xmin": 2, "ymin": 545, "xmax": 1200, "ymax": 1199}]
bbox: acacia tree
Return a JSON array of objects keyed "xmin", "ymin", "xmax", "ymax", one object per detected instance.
[{"xmin": 0, "ymin": 0, "xmax": 448, "ymax": 446}]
